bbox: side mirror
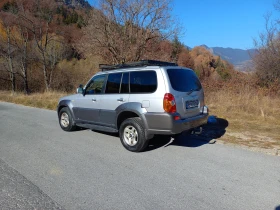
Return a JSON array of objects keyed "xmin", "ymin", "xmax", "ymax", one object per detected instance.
[{"xmin": 76, "ymin": 84, "xmax": 84, "ymax": 94}]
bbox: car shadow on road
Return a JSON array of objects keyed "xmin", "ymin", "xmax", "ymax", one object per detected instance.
[{"xmin": 146, "ymin": 118, "xmax": 229, "ymax": 152}]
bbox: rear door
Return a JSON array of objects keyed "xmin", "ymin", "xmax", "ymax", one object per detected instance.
[
  {"xmin": 128, "ymin": 70, "xmax": 158, "ymax": 112},
  {"xmin": 166, "ymin": 68, "xmax": 204, "ymax": 118},
  {"xmin": 99, "ymin": 72, "xmax": 130, "ymax": 127}
]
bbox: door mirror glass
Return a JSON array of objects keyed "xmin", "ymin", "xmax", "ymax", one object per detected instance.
[{"xmin": 77, "ymin": 84, "xmax": 84, "ymax": 94}]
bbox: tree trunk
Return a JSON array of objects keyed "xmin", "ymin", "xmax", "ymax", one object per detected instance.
[
  {"xmin": 22, "ymin": 40, "xmax": 29, "ymax": 94},
  {"xmin": 21, "ymin": 60, "xmax": 29, "ymax": 94},
  {"xmin": 42, "ymin": 61, "xmax": 49, "ymax": 91},
  {"xmin": 7, "ymin": 27, "xmax": 16, "ymax": 93},
  {"xmin": 9, "ymin": 71, "xmax": 16, "ymax": 93}
]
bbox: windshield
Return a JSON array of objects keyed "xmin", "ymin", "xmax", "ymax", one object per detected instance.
[{"xmin": 167, "ymin": 69, "xmax": 202, "ymax": 92}]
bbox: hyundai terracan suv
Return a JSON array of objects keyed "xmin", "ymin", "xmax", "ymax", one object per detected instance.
[{"xmin": 57, "ymin": 60, "xmax": 208, "ymax": 152}]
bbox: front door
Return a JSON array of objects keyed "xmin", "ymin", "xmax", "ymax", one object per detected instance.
[{"xmin": 73, "ymin": 74, "xmax": 107, "ymax": 124}]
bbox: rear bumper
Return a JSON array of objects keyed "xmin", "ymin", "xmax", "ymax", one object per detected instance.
[{"xmin": 144, "ymin": 112, "xmax": 208, "ymax": 135}]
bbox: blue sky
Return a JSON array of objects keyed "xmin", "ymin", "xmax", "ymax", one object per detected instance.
[{"xmin": 87, "ymin": 0, "xmax": 277, "ymax": 49}]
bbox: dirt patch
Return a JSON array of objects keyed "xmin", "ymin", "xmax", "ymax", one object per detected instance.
[{"xmin": 198, "ymin": 117, "xmax": 280, "ymax": 156}]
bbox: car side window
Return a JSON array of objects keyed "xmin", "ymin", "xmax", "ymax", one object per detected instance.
[
  {"xmin": 105, "ymin": 73, "xmax": 122, "ymax": 94},
  {"xmin": 85, "ymin": 75, "xmax": 106, "ymax": 95},
  {"xmin": 130, "ymin": 71, "xmax": 157, "ymax": 93}
]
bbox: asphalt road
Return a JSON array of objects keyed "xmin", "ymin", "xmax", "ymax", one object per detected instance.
[{"xmin": 0, "ymin": 102, "xmax": 279, "ymax": 210}]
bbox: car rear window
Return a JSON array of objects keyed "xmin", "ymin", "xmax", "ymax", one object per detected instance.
[{"xmin": 167, "ymin": 69, "xmax": 202, "ymax": 92}]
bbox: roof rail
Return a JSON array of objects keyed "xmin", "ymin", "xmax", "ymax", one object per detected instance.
[{"xmin": 99, "ymin": 60, "xmax": 177, "ymax": 71}]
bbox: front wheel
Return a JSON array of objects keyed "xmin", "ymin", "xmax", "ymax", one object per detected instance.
[
  {"xmin": 119, "ymin": 117, "xmax": 149, "ymax": 152},
  {"xmin": 59, "ymin": 107, "xmax": 77, "ymax": 131}
]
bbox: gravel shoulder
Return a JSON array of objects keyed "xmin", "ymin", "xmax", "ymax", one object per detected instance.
[{"xmin": 0, "ymin": 158, "xmax": 65, "ymax": 210}]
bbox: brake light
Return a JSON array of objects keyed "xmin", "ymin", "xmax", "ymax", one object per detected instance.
[{"xmin": 163, "ymin": 93, "xmax": 176, "ymax": 113}]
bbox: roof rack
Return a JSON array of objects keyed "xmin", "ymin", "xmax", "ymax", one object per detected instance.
[{"xmin": 99, "ymin": 60, "xmax": 178, "ymax": 71}]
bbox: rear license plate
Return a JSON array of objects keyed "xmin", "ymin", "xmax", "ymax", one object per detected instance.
[{"xmin": 186, "ymin": 100, "xmax": 199, "ymax": 109}]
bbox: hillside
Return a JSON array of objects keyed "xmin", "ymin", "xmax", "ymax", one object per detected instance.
[
  {"xmin": 212, "ymin": 47, "xmax": 256, "ymax": 71},
  {"xmin": 200, "ymin": 45, "xmax": 256, "ymax": 71},
  {"xmin": 0, "ymin": 0, "xmax": 91, "ymax": 9}
]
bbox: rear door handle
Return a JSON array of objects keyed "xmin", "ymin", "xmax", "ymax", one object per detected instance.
[
  {"xmin": 117, "ymin": 98, "xmax": 124, "ymax": 102},
  {"xmin": 92, "ymin": 98, "xmax": 96, "ymax": 102}
]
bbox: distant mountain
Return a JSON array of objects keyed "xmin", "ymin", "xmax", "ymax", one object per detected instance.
[
  {"xmin": 60, "ymin": 0, "xmax": 91, "ymax": 8},
  {"xmin": 200, "ymin": 45, "xmax": 257, "ymax": 71}
]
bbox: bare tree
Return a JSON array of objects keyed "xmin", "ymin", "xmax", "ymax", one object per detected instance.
[
  {"xmin": 0, "ymin": 13, "xmax": 17, "ymax": 93},
  {"xmin": 15, "ymin": 21, "xmax": 31, "ymax": 94},
  {"xmin": 17, "ymin": 0, "xmax": 60, "ymax": 91},
  {"xmin": 16, "ymin": 0, "xmax": 72, "ymax": 92},
  {"xmin": 253, "ymin": 13, "xmax": 280, "ymax": 85},
  {"xmin": 80, "ymin": 0, "xmax": 179, "ymax": 63},
  {"xmin": 0, "ymin": 0, "xmax": 36, "ymax": 94},
  {"xmin": 13, "ymin": 1, "xmax": 34, "ymax": 94}
]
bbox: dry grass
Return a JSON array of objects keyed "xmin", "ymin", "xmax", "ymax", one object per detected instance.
[
  {"xmin": 205, "ymin": 86, "xmax": 280, "ymax": 150},
  {"xmin": 0, "ymin": 91, "xmax": 66, "ymax": 110}
]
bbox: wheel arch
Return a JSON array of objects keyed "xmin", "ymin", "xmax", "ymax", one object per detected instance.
[
  {"xmin": 116, "ymin": 103, "xmax": 148, "ymax": 128},
  {"xmin": 117, "ymin": 111, "xmax": 139, "ymax": 129},
  {"xmin": 57, "ymin": 100, "xmax": 76, "ymax": 120},
  {"xmin": 115, "ymin": 102, "xmax": 150, "ymax": 137}
]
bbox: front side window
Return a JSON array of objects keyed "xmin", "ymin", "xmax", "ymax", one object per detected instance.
[
  {"xmin": 130, "ymin": 71, "xmax": 157, "ymax": 93},
  {"xmin": 85, "ymin": 75, "xmax": 106, "ymax": 95},
  {"xmin": 105, "ymin": 73, "xmax": 122, "ymax": 94}
]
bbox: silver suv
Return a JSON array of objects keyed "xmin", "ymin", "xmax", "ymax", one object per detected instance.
[{"xmin": 57, "ymin": 60, "xmax": 208, "ymax": 152}]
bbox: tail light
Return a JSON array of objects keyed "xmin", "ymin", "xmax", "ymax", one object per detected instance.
[{"xmin": 163, "ymin": 93, "xmax": 176, "ymax": 113}]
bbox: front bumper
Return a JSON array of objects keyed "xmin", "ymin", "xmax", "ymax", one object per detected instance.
[{"xmin": 144, "ymin": 111, "xmax": 208, "ymax": 135}]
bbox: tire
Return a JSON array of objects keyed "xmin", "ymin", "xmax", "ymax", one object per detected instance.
[
  {"xmin": 58, "ymin": 107, "xmax": 77, "ymax": 132},
  {"xmin": 119, "ymin": 117, "xmax": 149, "ymax": 152}
]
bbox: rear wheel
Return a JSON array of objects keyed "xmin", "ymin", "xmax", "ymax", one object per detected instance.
[
  {"xmin": 119, "ymin": 117, "xmax": 149, "ymax": 152},
  {"xmin": 59, "ymin": 107, "xmax": 77, "ymax": 131}
]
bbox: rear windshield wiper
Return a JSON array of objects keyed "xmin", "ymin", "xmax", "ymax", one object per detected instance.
[{"xmin": 186, "ymin": 88, "xmax": 200, "ymax": 95}]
